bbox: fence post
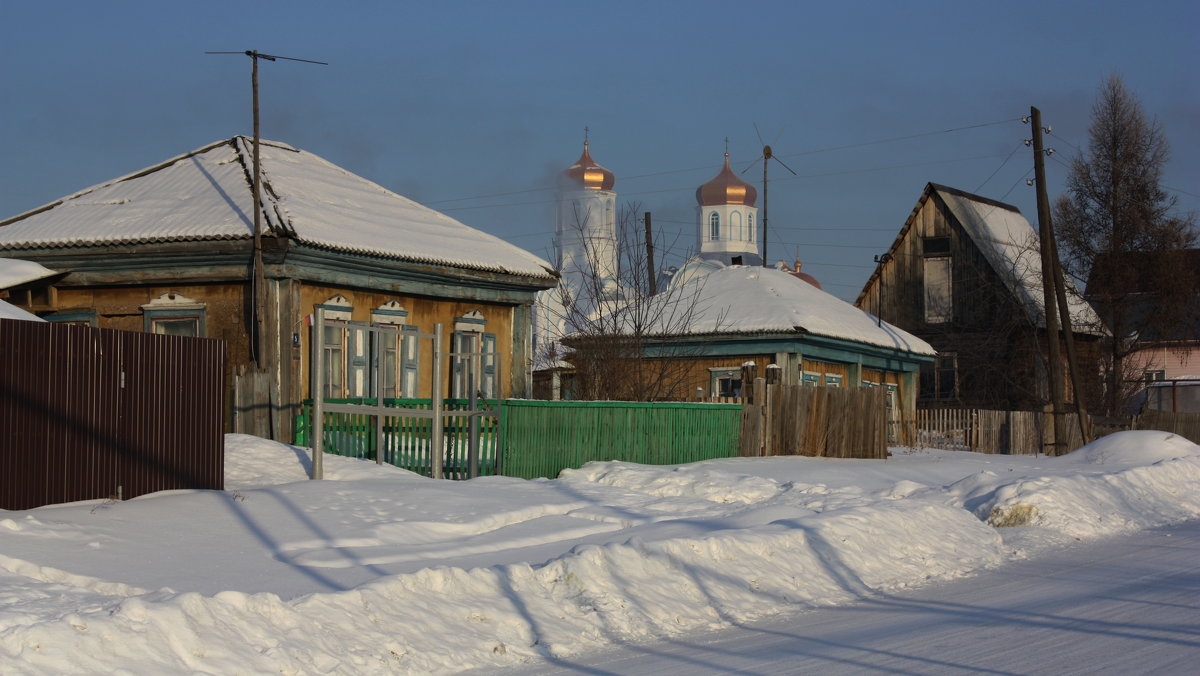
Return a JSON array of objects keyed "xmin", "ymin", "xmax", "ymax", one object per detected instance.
[
  {"xmin": 311, "ymin": 308, "xmax": 325, "ymax": 480},
  {"xmin": 431, "ymin": 323, "xmax": 445, "ymax": 480},
  {"xmin": 741, "ymin": 362, "xmax": 758, "ymax": 403}
]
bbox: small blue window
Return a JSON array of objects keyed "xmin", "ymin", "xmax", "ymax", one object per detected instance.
[{"xmin": 709, "ymin": 212, "xmax": 720, "ymax": 240}]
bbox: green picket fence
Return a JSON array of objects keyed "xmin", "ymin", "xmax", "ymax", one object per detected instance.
[
  {"xmin": 496, "ymin": 400, "xmax": 743, "ymax": 479},
  {"xmin": 295, "ymin": 398, "xmax": 501, "ymax": 478},
  {"xmin": 294, "ymin": 399, "xmax": 743, "ymax": 480}
]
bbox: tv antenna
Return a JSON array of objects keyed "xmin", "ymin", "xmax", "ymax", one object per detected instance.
[
  {"xmin": 742, "ymin": 123, "xmax": 796, "ymax": 267},
  {"xmin": 206, "ymin": 50, "xmax": 327, "ymax": 367}
]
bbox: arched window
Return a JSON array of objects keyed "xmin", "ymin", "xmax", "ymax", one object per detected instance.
[
  {"xmin": 709, "ymin": 212, "xmax": 720, "ymax": 240},
  {"xmin": 731, "ymin": 211, "xmax": 742, "ymax": 241},
  {"xmin": 747, "ymin": 212, "xmax": 755, "ymax": 240}
]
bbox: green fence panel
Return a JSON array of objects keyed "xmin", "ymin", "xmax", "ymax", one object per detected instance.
[{"xmin": 496, "ymin": 400, "xmax": 743, "ymax": 480}]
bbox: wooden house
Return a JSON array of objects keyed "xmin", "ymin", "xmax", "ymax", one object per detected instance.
[
  {"xmin": 855, "ymin": 183, "xmax": 1104, "ymax": 411},
  {"xmin": 0, "ymin": 137, "xmax": 557, "ymax": 440},
  {"xmin": 567, "ymin": 265, "xmax": 936, "ymax": 435}
]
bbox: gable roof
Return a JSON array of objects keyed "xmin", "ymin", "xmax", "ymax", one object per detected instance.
[
  {"xmin": 0, "ymin": 137, "xmax": 554, "ymax": 280},
  {"xmin": 859, "ymin": 183, "xmax": 1103, "ymax": 334},
  {"xmin": 633, "ymin": 266, "xmax": 935, "ymax": 355}
]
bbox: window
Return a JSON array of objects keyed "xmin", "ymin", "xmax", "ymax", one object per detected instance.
[
  {"xmin": 922, "ymin": 236, "xmax": 951, "ymax": 256},
  {"xmin": 824, "ymin": 374, "xmax": 843, "ymax": 388},
  {"xmin": 923, "ymin": 256, "xmax": 952, "ymax": 323},
  {"xmin": 1143, "ymin": 369, "xmax": 1165, "ymax": 382},
  {"xmin": 321, "ymin": 322, "xmax": 346, "ymax": 398},
  {"xmin": 452, "ymin": 310, "xmax": 497, "ymax": 399},
  {"xmin": 920, "ymin": 353, "xmax": 958, "ymax": 400},
  {"xmin": 801, "ymin": 371, "xmax": 820, "ymax": 387},
  {"xmin": 747, "ymin": 212, "xmax": 755, "ymax": 240},
  {"xmin": 709, "ymin": 212, "xmax": 720, "ymax": 240},
  {"xmin": 44, "ymin": 310, "xmax": 96, "ymax": 327},
  {"xmin": 141, "ymin": 292, "xmax": 206, "ymax": 337},
  {"xmin": 709, "ymin": 368, "xmax": 742, "ymax": 398}
]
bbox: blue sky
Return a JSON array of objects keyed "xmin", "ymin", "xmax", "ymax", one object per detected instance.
[{"xmin": 2, "ymin": 0, "xmax": 1196, "ymax": 300}]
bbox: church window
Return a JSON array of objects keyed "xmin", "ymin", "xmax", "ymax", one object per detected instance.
[
  {"xmin": 709, "ymin": 212, "xmax": 720, "ymax": 240},
  {"xmin": 747, "ymin": 212, "xmax": 755, "ymax": 240}
]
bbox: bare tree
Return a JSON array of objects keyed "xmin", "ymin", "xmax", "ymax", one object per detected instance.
[
  {"xmin": 1054, "ymin": 74, "xmax": 1199, "ymax": 415},
  {"xmin": 536, "ymin": 203, "xmax": 723, "ymax": 401}
]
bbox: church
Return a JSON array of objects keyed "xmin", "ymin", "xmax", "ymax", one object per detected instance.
[{"xmin": 534, "ymin": 139, "xmax": 935, "ymax": 430}]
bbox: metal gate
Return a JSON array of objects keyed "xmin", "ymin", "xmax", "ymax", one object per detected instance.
[{"xmin": 308, "ymin": 307, "xmax": 499, "ymax": 480}]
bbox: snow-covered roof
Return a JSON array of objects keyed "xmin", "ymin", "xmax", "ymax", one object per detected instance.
[
  {"xmin": 932, "ymin": 185, "xmax": 1103, "ymax": 334},
  {"xmin": 0, "ymin": 298, "xmax": 44, "ymax": 322},
  {"xmin": 0, "ymin": 137, "xmax": 554, "ymax": 279},
  {"xmin": 0, "ymin": 258, "xmax": 61, "ymax": 289},
  {"xmin": 641, "ymin": 266, "xmax": 935, "ymax": 355}
]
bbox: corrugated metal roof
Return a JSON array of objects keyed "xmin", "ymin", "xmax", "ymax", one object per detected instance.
[{"xmin": 0, "ymin": 137, "xmax": 554, "ymax": 279}]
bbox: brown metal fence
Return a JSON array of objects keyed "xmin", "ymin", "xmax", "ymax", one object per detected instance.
[{"xmin": 1, "ymin": 318, "xmax": 225, "ymax": 510}]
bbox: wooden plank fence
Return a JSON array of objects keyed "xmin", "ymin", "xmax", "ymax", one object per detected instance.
[
  {"xmin": 913, "ymin": 408, "xmax": 1199, "ymax": 455},
  {"xmin": 739, "ymin": 377, "xmax": 888, "ymax": 459}
]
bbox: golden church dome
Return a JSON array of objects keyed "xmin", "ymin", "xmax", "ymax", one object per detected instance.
[
  {"xmin": 696, "ymin": 152, "xmax": 758, "ymax": 207},
  {"xmin": 564, "ymin": 141, "xmax": 615, "ymax": 191}
]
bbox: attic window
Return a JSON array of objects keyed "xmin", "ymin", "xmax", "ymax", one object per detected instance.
[{"xmin": 922, "ymin": 237, "xmax": 951, "ymax": 256}]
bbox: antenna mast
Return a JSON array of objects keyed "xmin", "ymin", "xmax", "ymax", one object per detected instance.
[
  {"xmin": 206, "ymin": 50, "xmax": 327, "ymax": 368},
  {"xmin": 742, "ymin": 125, "xmax": 796, "ymax": 267}
]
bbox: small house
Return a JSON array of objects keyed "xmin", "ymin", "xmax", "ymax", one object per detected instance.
[
  {"xmin": 0, "ymin": 137, "xmax": 557, "ymax": 440},
  {"xmin": 855, "ymin": 183, "xmax": 1104, "ymax": 411}
]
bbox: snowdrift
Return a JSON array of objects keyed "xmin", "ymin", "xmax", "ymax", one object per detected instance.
[{"xmin": 1, "ymin": 431, "xmax": 1197, "ymax": 674}]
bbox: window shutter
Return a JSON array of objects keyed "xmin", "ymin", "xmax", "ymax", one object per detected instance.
[
  {"xmin": 401, "ymin": 325, "xmax": 420, "ymax": 397},
  {"xmin": 482, "ymin": 333, "xmax": 497, "ymax": 398}
]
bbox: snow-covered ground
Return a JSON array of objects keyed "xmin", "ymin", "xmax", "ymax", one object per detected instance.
[{"xmin": 1, "ymin": 431, "xmax": 1198, "ymax": 674}]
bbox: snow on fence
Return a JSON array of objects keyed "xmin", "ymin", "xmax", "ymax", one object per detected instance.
[{"xmin": 0, "ymin": 318, "xmax": 225, "ymax": 509}]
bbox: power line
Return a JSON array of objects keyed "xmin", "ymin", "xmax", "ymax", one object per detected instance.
[
  {"xmin": 438, "ymin": 151, "xmax": 1016, "ymax": 213},
  {"xmin": 974, "ymin": 141, "xmax": 1025, "ymax": 193},
  {"xmin": 425, "ymin": 116, "xmax": 1022, "ymax": 207}
]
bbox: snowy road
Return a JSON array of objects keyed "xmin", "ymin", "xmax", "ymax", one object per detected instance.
[{"xmin": 499, "ymin": 519, "xmax": 1200, "ymax": 675}]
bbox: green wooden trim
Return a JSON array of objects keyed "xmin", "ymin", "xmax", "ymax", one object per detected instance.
[{"xmin": 642, "ymin": 331, "xmax": 933, "ymax": 372}]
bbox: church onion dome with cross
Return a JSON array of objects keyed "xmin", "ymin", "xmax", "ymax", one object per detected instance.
[
  {"xmin": 564, "ymin": 141, "xmax": 615, "ymax": 191},
  {"xmin": 696, "ymin": 152, "xmax": 758, "ymax": 207}
]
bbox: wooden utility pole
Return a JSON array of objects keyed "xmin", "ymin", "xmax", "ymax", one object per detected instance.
[
  {"xmin": 206, "ymin": 50, "xmax": 327, "ymax": 367},
  {"xmin": 762, "ymin": 146, "xmax": 770, "ymax": 266},
  {"xmin": 250, "ymin": 51, "xmax": 266, "ymax": 368},
  {"xmin": 1031, "ymin": 107, "xmax": 1066, "ymax": 454},
  {"xmin": 644, "ymin": 211, "xmax": 657, "ymax": 295},
  {"xmin": 1048, "ymin": 206, "xmax": 1094, "ymax": 445}
]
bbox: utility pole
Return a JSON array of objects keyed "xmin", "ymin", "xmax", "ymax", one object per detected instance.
[
  {"xmin": 762, "ymin": 147, "xmax": 770, "ymax": 267},
  {"xmin": 643, "ymin": 212, "xmax": 657, "ymax": 295},
  {"xmin": 1030, "ymin": 106, "xmax": 1066, "ymax": 454},
  {"xmin": 250, "ymin": 51, "xmax": 265, "ymax": 368},
  {"xmin": 206, "ymin": 50, "xmax": 327, "ymax": 368}
]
